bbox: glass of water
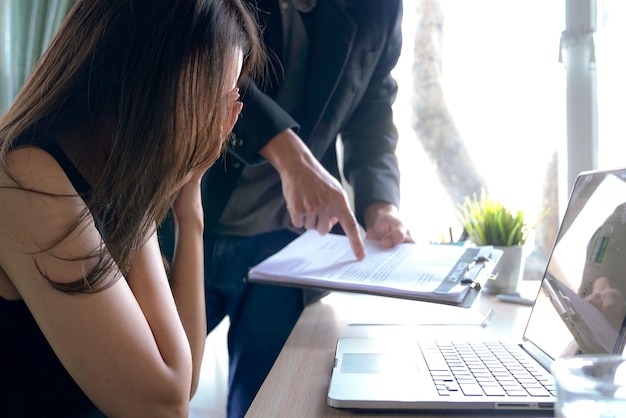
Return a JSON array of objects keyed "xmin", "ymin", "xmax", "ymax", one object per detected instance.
[{"xmin": 551, "ymin": 355, "xmax": 626, "ymax": 418}]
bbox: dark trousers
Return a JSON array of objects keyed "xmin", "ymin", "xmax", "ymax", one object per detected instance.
[{"xmin": 204, "ymin": 229, "xmax": 305, "ymax": 418}]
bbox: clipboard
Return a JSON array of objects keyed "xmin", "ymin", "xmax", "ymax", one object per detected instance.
[{"xmin": 247, "ymin": 231, "xmax": 502, "ymax": 308}]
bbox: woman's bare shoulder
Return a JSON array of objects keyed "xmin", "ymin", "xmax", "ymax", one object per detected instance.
[
  {"xmin": 0, "ymin": 145, "xmax": 94, "ymax": 285},
  {"xmin": 1, "ymin": 146, "xmax": 77, "ymax": 195}
]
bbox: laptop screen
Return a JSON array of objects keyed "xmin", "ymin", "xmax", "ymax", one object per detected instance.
[{"xmin": 524, "ymin": 168, "xmax": 626, "ymax": 360}]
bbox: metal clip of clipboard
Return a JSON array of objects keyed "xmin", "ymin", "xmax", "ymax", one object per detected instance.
[{"xmin": 462, "ymin": 247, "xmax": 497, "ymax": 290}]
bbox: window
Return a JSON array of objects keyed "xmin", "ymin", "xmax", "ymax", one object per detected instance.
[
  {"xmin": 596, "ymin": 0, "xmax": 626, "ymax": 170},
  {"xmin": 394, "ymin": 0, "xmax": 565, "ymax": 278}
]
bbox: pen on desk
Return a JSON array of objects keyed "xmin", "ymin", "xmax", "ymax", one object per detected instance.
[{"xmin": 481, "ymin": 308, "xmax": 495, "ymax": 328}]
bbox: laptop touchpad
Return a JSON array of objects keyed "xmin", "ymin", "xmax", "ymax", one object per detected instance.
[{"xmin": 341, "ymin": 353, "xmax": 413, "ymax": 374}]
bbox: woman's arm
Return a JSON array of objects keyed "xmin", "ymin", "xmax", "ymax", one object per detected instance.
[
  {"xmin": 166, "ymin": 169, "xmax": 207, "ymax": 396},
  {"xmin": 0, "ymin": 147, "xmax": 194, "ymax": 417}
]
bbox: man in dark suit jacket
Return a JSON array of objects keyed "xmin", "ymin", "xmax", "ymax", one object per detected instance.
[{"xmin": 200, "ymin": 1, "xmax": 410, "ymax": 416}]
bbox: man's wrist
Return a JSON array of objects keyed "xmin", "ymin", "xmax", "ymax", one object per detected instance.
[{"xmin": 260, "ymin": 128, "xmax": 312, "ymax": 174}]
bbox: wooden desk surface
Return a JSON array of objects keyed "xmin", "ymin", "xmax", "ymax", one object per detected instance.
[{"xmin": 246, "ymin": 282, "xmax": 551, "ymax": 417}]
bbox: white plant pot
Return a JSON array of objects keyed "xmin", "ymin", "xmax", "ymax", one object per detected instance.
[{"xmin": 483, "ymin": 245, "xmax": 524, "ymax": 294}]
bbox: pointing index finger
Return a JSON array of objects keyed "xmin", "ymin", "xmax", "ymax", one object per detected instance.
[{"xmin": 338, "ymin": 211, "xmax": 366, "ymax": 260}]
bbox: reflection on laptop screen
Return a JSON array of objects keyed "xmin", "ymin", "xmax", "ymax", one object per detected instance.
[{"xmin": 524, "ymin": 169, "xmax": 626, "ymax": 359}]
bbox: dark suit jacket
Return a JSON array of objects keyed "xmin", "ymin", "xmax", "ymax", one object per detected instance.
[{"xmin": 203, "ymin": 0, "xmax": 403, "ymax": 231}]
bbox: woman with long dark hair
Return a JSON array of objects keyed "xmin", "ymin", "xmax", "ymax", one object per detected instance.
[{"xmin": 0, "ymin": 0, "xmax": 262, "ymax": 416}]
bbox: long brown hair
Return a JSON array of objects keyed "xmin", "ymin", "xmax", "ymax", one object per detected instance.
[{"xmin": 0, "ymin": 0, "xmax": 263, "ymax": 292}]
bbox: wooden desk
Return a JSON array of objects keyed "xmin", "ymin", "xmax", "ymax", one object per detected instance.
[{"xmin": 246, "ymin": 281, "xmax": 550, "ymax": 417}]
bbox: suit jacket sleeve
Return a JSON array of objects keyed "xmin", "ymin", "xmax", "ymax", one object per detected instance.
[
  {"xmin": 341, "ymin": 2, "xmax": 403, "ymax": 226},
  {"xmin": 227, "ymin": 78, "xmax": 299, "ymax": 165}
]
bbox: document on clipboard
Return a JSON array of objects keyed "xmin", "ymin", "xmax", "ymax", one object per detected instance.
[{"xmin": 247, "ymin": 231, "xmax": 502, "ymax": 307}]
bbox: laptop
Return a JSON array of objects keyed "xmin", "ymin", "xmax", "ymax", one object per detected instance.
[{"xmin": 328, "ymin": 167, "xmax": 626, "ymax": 412}]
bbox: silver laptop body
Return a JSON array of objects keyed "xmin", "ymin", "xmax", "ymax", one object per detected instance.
[{"xmin": 328, "ymin": 167, "xmax": 626, "ymax": 411}]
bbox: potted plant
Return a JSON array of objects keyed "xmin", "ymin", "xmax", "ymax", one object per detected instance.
[{"xmin": 457, "ymin": 190, "xmax": 528, "ymax": 294}]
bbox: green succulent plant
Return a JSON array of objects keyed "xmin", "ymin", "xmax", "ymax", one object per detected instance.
[{"xmin": 457, "ymin": 191, "xmax": 529, "ymax": 246}]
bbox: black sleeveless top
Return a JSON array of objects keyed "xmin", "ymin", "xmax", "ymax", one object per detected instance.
[{"xmin": 0, "ymin": 139, "xmax": 101, "ymax": 417}]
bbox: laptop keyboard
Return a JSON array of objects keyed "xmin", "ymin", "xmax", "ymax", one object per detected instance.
[{"xmin": 419, "ymin": 341, "xmax": 557, "ymax": 398}]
